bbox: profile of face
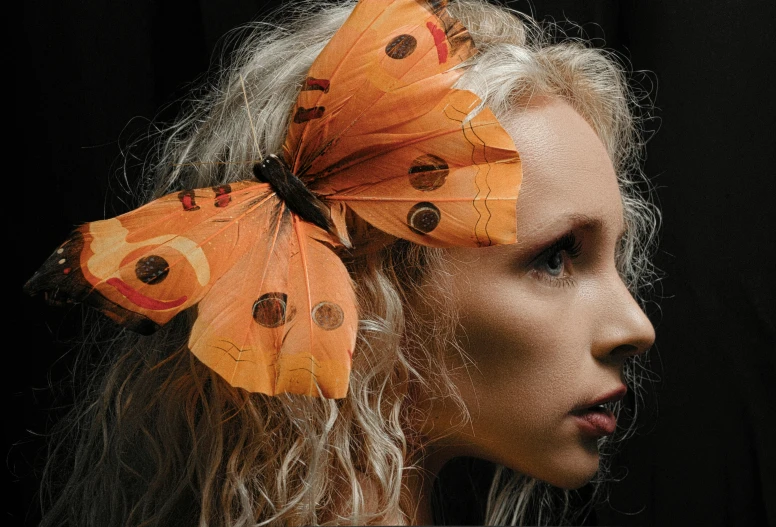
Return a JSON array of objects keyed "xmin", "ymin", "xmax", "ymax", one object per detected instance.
[{"xmin": 422, "ymin": 98, "xmax": 656, "ymax": 489}]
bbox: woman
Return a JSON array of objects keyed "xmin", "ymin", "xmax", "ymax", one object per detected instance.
[{"xmin": 30, "ymin": 0, "xmax": 658, "ymax": 524}]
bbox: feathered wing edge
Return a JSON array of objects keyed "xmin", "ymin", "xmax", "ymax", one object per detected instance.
[{"xmin": 24, "ymin": 182, "xmax": 277, "ymax": 333}]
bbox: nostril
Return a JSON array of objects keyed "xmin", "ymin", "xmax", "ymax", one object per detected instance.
[{"xmin": 610, "ymin": 344, "xmax": 643, "ymax": 358}]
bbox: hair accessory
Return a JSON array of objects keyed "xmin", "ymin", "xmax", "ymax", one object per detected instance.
[{"xmin": 25, "ymin": 0, "xmax": 521, "ymax": 398}]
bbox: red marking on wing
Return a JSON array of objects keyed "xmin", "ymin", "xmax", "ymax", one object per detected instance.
[
  {"xmin": 213, "ymin": 185, "xmax": 232, "ymax": 208},
  {"xmin": 178, "ymin": 190, "xmax": 201, "ymax": 211},
  {"xmin": 294, "ymin": 106, "xmax": 326, "ymax": 123},
  {"xmin": 303, "ymin": 77, "xmax": 331, "ymax": 93},
  {"xmin": 107, "ymin": 277, "xmax": 188, "ymax": 310},
  {"xmin": 426, "ymin": 22, "xmax": 448, "ymax": 63}
]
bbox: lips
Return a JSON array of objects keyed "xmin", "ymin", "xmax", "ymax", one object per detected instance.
[
  {"xmin": 570, "ymin": 385, "xmax": 627, "ymax": 437},
  {"xmin": 572, "ymin": 407, "xmax": 617, "ymax": 435}
]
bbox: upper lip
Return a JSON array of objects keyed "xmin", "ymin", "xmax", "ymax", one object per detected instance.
[{"xmin": 571, "ymin": 385, "xmax": 627, "ymax": 414}]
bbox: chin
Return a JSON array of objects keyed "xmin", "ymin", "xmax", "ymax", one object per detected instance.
[
  {"xmin": 537, "ymin": 449, "xmax": 601, "ymax": 490},
  {"xmin": 550, "ymin": 470, "xmax": 598, "ymax": 490}
]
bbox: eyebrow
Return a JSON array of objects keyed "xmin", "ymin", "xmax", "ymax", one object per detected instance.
[
  {"xmin": 568, "ymin": 213, "xmax": 609, "ymax": 233},
  {"xmin": 518, "ymin": 212, "xmax": 627, "ymax": 251}
]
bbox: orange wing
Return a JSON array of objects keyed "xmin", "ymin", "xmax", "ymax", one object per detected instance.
[
  {"xmin": 27, "ymin": 0, "xmax": 520, "ymax": 399},
  {"xmin": 25, "ymin": 181, "xmax": 269, "ymax": 333},
  {"xmin": 283, "ymin": 0, "xmax": 521, "ymax": 248},
  {"xmin": 25, "ymin": 182, "xmax": 357, "ymax": 397},
  {"xmin": 189, "ymin": 208, "xmax": 357, "ymax": 398}
]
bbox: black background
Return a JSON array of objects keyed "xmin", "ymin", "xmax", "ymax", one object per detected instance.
[{"xmin": 11, "ymin": 1, "xmax": 775, "ymax": 525}]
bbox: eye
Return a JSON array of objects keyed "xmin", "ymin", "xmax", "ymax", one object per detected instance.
[
  {"xmin": 544, "ymin": 250, "xmax": 565, "ymax": 277},
  {"xmin": 531, "ymin": 231, "xmax": 582, "ymax": 287}
]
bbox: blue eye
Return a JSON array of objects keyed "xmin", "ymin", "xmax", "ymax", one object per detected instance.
[
  {"xmin": 532, "ymin": 231, "xmax": 582, "ymax": 287},
  {"xmin": 544, "ymin": 250, "xmax": 564, "ymax": 276}
]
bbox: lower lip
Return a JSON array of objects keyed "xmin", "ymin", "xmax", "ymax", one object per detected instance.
[{"xmin": 571, "ymin": 409, "xmax": 617, "ymax": 437}]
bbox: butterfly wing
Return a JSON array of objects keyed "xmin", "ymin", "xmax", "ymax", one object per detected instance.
[
  {"xmin": 284, "ymin": 0, "xmax": 476, "ymax": 176},
  {"xmin": 188, "ymin": 207, "xmax": 357, "ymax": 398},
  {"xmin": 283, "ymin": 0, "xmax": 521, "ymax": 248},
  {"xmin": 27, "ymin": 0, "xmax": 517, "ymax": 398},
  {"xmin": 27, "ymin": 180, "xmax": 357, "ymax": 397},
  {"xmin": 313, "ymin": 91, "xmax": 520, "ymax": 247},
  {"xmin": 24, "ymin": 181, "xmax": 275, "ymax": 333}
]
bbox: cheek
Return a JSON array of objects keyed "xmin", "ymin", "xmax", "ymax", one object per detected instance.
[
  {"xmin": 451, "ymin": 293, "xmax": 599, "ymax": 484},
  {"xmin": 451, "ymin": 277, "xmax": 589, "ymax": 441},
  {"xmin": 427, "ymin": 260, "xmax": 604, "ymax": 486},
  {"xmin": 455, "ymin": 276, "xmax": 584, "ymax": 390}
]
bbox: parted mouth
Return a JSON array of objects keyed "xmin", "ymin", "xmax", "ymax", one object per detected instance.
[{"xmin": 570, "ymin": 385, "xmax": 627, "ymax": 415}]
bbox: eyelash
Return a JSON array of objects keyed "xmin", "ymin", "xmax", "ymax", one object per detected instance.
[{"xmin": 531, "ymin": 231, "xmax": 582, "ymax": 287}]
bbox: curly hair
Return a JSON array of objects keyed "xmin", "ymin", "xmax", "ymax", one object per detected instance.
[{"xmin": 38, "ymin": 1, "xmax": 658, "ymax": 525}]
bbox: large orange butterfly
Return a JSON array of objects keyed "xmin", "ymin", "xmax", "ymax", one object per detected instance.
[{"xmin": 25, "ymin": 0, "xmax": 521, "ymax": 399}]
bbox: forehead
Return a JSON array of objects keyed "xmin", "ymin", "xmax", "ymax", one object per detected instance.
[{"xmin": 504, "ymin": 98, "xmax": 623, "ymax": 239}]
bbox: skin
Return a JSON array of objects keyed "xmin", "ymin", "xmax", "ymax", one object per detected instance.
[{"xmin": 406, "ymin": 97, "xmax": 656, "ymax": 524}]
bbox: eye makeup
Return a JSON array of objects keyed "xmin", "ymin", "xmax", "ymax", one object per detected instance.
[
  {"xmin": 533, "ymin": 231, "xmax": 583, "ymax": 263},
  {"xmin": 529, "ymin": 231, "xmax": 583, "ymax": 287}
]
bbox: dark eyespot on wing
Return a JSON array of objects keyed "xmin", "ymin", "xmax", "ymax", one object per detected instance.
[
  {"xmin": 408, "ymin": 154, "xmax": 449, "ymax": 191},
  {"xmin": 385, "ymin": 34, "xmax": 417, "ymax": 59},
  {"xmin": 407, "ymin": 202, "xmax": 441, "ymax": 234},
  {"xmin": 311, "ymin": 301, "xmax": 344, "ymax": 330},
  {"xmin": 252, "ymin": 292, "xmax": 289, "ymax": 328},
  {"xmin": 135, "ymin": 255, "xmax": 170, "ymax": 285}
]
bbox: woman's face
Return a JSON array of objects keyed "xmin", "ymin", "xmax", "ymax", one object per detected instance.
[{"xmin": 423, "ymin": 98, "xmax": 656, "ymax": 489}]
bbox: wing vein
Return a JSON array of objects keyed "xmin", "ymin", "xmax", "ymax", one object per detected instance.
[
  {"xmin": 308, "ymin": 104, "xmax": 510, "ymax": 184},
  {"xmin": 325, "ymin": 196, "xmax": 515, "ymax": 202},
  {"xmin": 227, "ymin": 202, "xmax": 287, "ymax": 386},
  {"xmin": 295, "ymin": 4, "xmax": 463, "ymax": 175},
  {"xmin": 291, "ymin": 214, "xmax": 316, "ymax": 395},
  {"xmin": 109, "ymin": 192, "xmax": 277, "ymax": 298},
  {"xmin": 291, "ymin": 2, "xmax": 390, "ymax": 169}
]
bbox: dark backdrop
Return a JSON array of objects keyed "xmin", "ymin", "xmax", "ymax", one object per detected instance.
[{"xmin": 12, "ymin": 1, "xmax": 775, "ymax": 525}]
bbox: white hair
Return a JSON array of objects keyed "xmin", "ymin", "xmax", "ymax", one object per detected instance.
[{"xmin": 39, "ymin": 1, "xmax": 658, "ymax": 525}]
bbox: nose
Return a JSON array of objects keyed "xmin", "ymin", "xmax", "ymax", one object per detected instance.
[{"xmin": 592, "ymin": 273, "xmax": 656, "ymax": 362}]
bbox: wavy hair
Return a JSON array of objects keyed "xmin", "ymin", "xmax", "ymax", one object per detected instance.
[{"xmin": 38, "ymin": 1, "xmax": 658, "ymax": 525}]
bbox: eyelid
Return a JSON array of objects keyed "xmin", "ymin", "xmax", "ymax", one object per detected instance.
[
  {"xmin": 530, "ymin": 231, "xmax": 582, "ymax": 264},
  {"xmin": 528, "ymin": 231, "xmax": 582, "ymax": 288},
  {"xmin": 529, "ymin": 258, "xmax": 575, "ymax": 287}
]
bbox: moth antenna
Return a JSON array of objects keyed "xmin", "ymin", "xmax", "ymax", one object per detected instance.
[{"xmin": 240, "ymin": 74, "xmax": 264, "ymax": 163}]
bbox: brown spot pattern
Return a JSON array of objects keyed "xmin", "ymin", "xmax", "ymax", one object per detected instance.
[
  {"xmin": 408, "ymin": 154, "xmax": 449, "ymax": 191},
  {"xmin": 407, "ymin": 202, "xmax": 441, "ymax": 234},
  {"xmin": 178, "ymin": 190, "xmax": 200, "ymax": 211},
  {"xmin": 135, "ymin": 255, "xmax": 170, "ymax": 285},
  {"xmin": 311, "ymin": 301, "xmax": 344, "ymax": 330},
  {"xmin": 302, "ymin": 77, "xmax": 330, "ymax": 93},
  {"xmin": 252, "ymin": 292, "xmax": 288, "ymax": 328},
  {"xmin": 385, "ymin": 34, "xmax": 417, "ymax": 59}
]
